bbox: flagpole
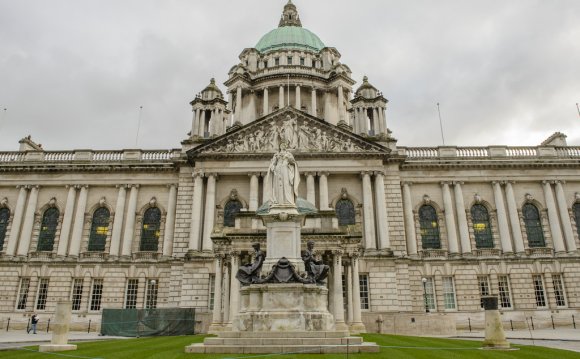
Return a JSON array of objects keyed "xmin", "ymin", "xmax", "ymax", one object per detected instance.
[
  {"xmin": 287, "ymin": 75, "xmax": 290, "ymax": 107},
  {"xmin": 576, "ymin": 103, "xmax": 580, "ymax": 118},
  {"xmin": 437, "ymin": 103, "xmax": 445, "ymax": 146}
]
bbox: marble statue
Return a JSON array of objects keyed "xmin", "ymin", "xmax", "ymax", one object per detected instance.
[
  {"xmin": 236, "ymin": 243, "xmax": 265, "ymax": 285},
  {"xmin": 302, "ymin": 240, "xmax": 329, "ymax": 284},
  {"xmin": 264, "ymin": 142, "xmax": 300, "ymax": 206}
]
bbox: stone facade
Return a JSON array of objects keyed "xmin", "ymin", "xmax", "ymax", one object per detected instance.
[{"xmin": 1, "ymin": 2, "xmax": 579, "ymax": 334}]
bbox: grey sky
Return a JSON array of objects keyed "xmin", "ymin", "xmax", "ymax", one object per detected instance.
[{"xmin": 0, "ymin": 0, "xmax": 579, "ymax": 151}]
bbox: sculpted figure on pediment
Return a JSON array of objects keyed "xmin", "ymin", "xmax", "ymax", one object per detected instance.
[{"xmin": 264, "ymin": 142, "xmax": 300, "ymax": 206}]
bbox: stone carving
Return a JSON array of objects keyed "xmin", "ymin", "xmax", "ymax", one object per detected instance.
[
  {"xmin": 201, "ymin": 113, "xmax": 380, "ymax": 154},
  {"xmin": 474, "ymin": 193, "xmax": 482, "ymax": 204},
  {"xmin": 258, "ymin": 257, "xmax": 311, "ymax": 284},
  {"xmin": 525, "ymin": 193, "xmax": 534, "ymax": 202},
  {"xmin": 236, "ymin": 243, "xmax": 265, "ymax": 285},
  {"xmin": 0, "ymin": 197, "xmax": 7, "ymax": 207},
  {"xmin": 264, "ymin": 143, "xmax": 300, "ymax": 206},
  {"xmin": 302, "ymin": 240, "xmax": 329, "ymax": 284}
]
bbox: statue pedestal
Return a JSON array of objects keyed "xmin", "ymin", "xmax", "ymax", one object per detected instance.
[
  {"xmin": 234, "ymin": 283, "xmax": 334, "ymax": 332},
  {"xmin": 481, "ymin": 296, "xmax": 511, "ymax": 350},
  {"xmin": 39, "ymin": 301, "xmax": 77, "ymax": 353},
  {"xmin": 260, "ymin": 209, "xmax": 305, "ymax": 273}
]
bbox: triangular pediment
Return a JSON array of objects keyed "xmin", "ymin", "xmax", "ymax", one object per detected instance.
[{"xmin": 188, "ymin": 107, "xmax": 389, "ymax": 160}]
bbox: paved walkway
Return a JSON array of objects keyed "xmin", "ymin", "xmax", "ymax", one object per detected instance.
[
  {"xmin": 454, "ymin": 328, "xmax": 580, "ymax": 353},
  {"xmin": 0, "ymin": 331, "xmax": 128, "ymax": 351}
]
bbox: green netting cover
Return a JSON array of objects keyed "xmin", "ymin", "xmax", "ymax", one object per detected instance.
[{"xmin": 100, "ymin": 308, "xmax": 196, "ymax": 337}]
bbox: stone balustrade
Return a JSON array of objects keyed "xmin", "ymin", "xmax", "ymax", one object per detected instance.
[
  {"xmin": 0, "ymin": 149, "xmax": 180, "ymax": 163},
  {"xmin": 400, "ymin": 146, "xmax": 580, "ymax": 160}
]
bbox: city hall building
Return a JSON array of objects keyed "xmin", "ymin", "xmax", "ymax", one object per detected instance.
[{"xmin": 1, "ymin": 1, "xmax": 579, "ymax": 333}]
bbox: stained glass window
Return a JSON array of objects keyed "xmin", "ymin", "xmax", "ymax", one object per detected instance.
[
  {"xmin": 38, "ymin": 207, "xmax": 59, "ymax": 251},
  {"xmin": 471, "ymin": 204, "xmax": 493, "ymax": 248},
  {"xmin": 0, "ymin": 207, "xmax": 10, "ymax": 250},
  {"xmin": 523, "ymin": 203, "xmax": 545, "ymax": 247},
  {"xmin": 419, "ymin": 205, "xmax": 441, "ymax": 249},
  {"xmin": 224, "ymin": 200, "xmax": 242, "ymax": 227},
  {"xmin": 336, "ymin": 199, "xmax": 355, "ymax": 226},
  {"xmin": 88, "ymin": 207, "xmax": 110, "ymax": 252},
  {"xmin": 140, "ymin": 207, "xmax": 161, "ymax": 252}
]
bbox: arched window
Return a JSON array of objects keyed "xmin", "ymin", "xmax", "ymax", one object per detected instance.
[
  {"xmin": 88, "ymin": 207, "xmax": 110, "ymax": 252},
  {"xmin": 574, "ymin": 203, "xmax": 580, "ymax": 238},
  {"xmin": 336, "ymin": 199, "xmax": 355, "ymax": 226},
  {"xmin": 140, "ymin": 207, "xmax": 161, "ymax": 252},
  {"xmin": 471, "ymin": 204, "xmax": 493, "ymax": 248},
  {"xmin": 0, "ymin": 208, "xmax": 10, "ymax": 250},
  {"xmin": 419, "ymin": 205, "xmax": 440, "ymax": 249},
  {"xmin": 224, "ymin": 200, "xmax": 242, "ymax": 227},
  {"xmin": 523, "ymin": 203, "xmax": 545, "ymax": 247},
  {"xmin": 38, "ymin": 207, "xmax": 59, "ymax": 251}
]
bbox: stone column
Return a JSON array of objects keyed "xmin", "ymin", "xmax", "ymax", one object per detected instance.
[
  {"xmin": 402, "ymin": 182, "xmax": 418, "ymax": 256},
  {"xmin": 202, "ymin": 173, "xmax": 217, "ymax": 251},
  {"xmin": 441, "ymin": 182, "xmax": 459, "ymax": 254},
  {"xmin": 492, "ymin": 181, "xmax": 513, "ymax": 253},
  {"xmin": 263, "ymin": 87, "xmax": 269, "ymax": 116},
  {"xmin": 248, "ymin": 173, "xmax": 259, "ymax": 211},
  {"xmin": 17, "ymin": 185, "xmax": 39, "ymax": 256},
  {"xmin": 121, "ymin": 184, "xmax": 139, "ymax": 257},
  {"xmin": 337, "ymin": 85, "xmax": 345, "ymax": 122},
  {"xmin": 192, "ymin": 108, "xmax": 200, "ymax": 138},
  {"xmin": 346, "ymin": 262, "xmax": 354, "ymax": 323},
  {"xmin": 208, "ymin": 109, "xmax": 215, "ymax": 137},
  {"xmin": 361, "ymin": 172, "xmax": 376, "ymax": 249},
  {"xmin": 542, "ymin": 181, "xmax": 566, "ymax": 253},
  {"xmin": 235, "ymin": 87, "xmax": 242, "ymax": 122},
  {"xmin": 504, "ymin": 182, "xmax": 525, "ymax": 253},
  {"xmin": 6, "ymin": 186, "xmax": 28, "ymax": 256},
  {"xmin": 57, "ymin": 186, "xmax": 77, "ymax": 257},
  {"xmin": 306, "ymin": 172, "xmax": 316, "ymax": 206},
  {"xmin": 69, "ymin": 185, "xmax": 88, "ymax": 257},
  {"xmin": 163, "ymin": 184, "xmax": 178, "ymax": 257},
  {"xmin": 349, "ymin": 254, "xmax": 365, "ymax": 333},
  {"xmin": 209, "ymin": 255, "xmax": 224, "ymax": 332},
  {"xmin": 295, "ymin": 84, "xmax": 301, "ymax": 110},
  {"xmin": 229, "ymin": 252, "xmax": 240, "ymax": 325},
  {"xmin": 332, "ymin": 251, "xmax": 347, "ymax": 330},
  {"xmin": 279, "ymin": 85, "xmax": 284, "ymax": 109},
  {"xmin": 189, "ymin": 171, "xmax": 204, "ymax": 251},
  {"xmin": 372, "ymin": 107, "xmax": 379, "ymax": 134},
  {"xmin": 222, "ymin": 263, "xmax": 230, "ymax": 324},
  {"xmin": 197, "ymin": 110, "xmax": 205, "ymax": 137},
  {"xmin": 360, "ymin": 107, "xmax": 368, "ymax": 135},
  {"xmin": 554, "ymin": 181, "xmax": 577, "ymax": 252},
  {"xmin": 311, "ymin": 87, "xmax": 317, "ymax": 116},
  {"xmin": 318, "ymin": 172, "xmax": 330, "ymax": 210},
  {"xmin": 453, "ymin": 182, "xmax": 471, "ymax": 254},
  {"xmin": 109, "ymin": 185, "xmax": 127, "ymax": 257},
  {"xmin": 374, "ymin": 172, "xmax": 390, "ymax": 250},
  {"xmin": 378, "ymin": 106, "xmax": 386, "ymax": 135}
]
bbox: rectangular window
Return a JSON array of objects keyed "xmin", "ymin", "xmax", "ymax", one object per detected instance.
[
  {"xmin": 497, "ymin": 275, "xmax": 512, "ymax": 309},
  {"xmin": 16, "ymin": 278, "xmax": 30, "ymax": 310},
  {"xmin": 552, "ymin": 274, "xmax": 567, "ymax": 307},
  {"xmin": 125, "ymin": 279, "xmax": 139, "ymax": 309},
  {"xmin": 209, "ymin": 275, "xmax": 215, "ymax": 310},
  {"xmin": 478, "ymin": 275, "xmax": 491, "ymax": 308},
  {"xmin": 533, "ymin": 275, "xmax": 547, "ymax": 308},
  {"xmin": 274, "ymin": 57, "xmax": 280, "ymax": 66},
  {"xmin": 287, "ymin": 56, "xmax": 292, "ymax": 65},
  {"xmin": 359, "ymin": 274, "xmax": 369, "ymax": 310},
  {"xmin": 145, "ymin": 279, "xmax": 158, "ymax": 309},
  {"xmin": 300, "ymin": 57, "xmax": 305, "ymax": 66},
  {"xmin": 442, "ymin": 277, "xmax": 456, "ymax": 310},
  {"xmin": 71, "ymin": 279, "xmax": 84, "ymax": 311},
  {"xmin": 423, "ymin": 277, "xmax": 436, "ymax": 311},
  {"xmin": 89, "ymin": 279, "xmax": 103, "ymax": 311},
  {"xmin": 36, "ymin": 278, "xmax": 49, "ymax": 310},
  {"xmin": 342, "ymin": 274, "xmax": 348, "ymax": 310}
]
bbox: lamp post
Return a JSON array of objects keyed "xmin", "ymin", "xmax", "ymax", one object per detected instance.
[{"xmin": 422, "ymin": 277, "xmax": 429, "ymax": 313}]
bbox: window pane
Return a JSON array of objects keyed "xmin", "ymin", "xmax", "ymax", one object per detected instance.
[
  {"xmin": 125, "ymin": 279, "xmax": 139, "ymax": 309},
  {"xmin": 38, "ymin": 208, "xmax": 59, "ymax": 251},
  {"xmin": 478, "ymin": 276, "xmax": 491, "ymax": 308},
  {"xmin": 336, "ymin": 199, "xmax": 355, "ymax": 226},
  {"xmin": 140, "ymin": 208, "xmax": 161, "ymax": 251},
  {"xmin": 0, "ymin": 208, "xmax": 10, "ymax": 250},
  {"xmin": 71, "ymin": 279, "xmax": 84, "ymax": 311},
  {"xmin": 88, "ymin": 207, "xmax": 110, "ymax": 251},
  {"xmin": 471, "ymin": 204, "xmax": 493, "ymax": 248},
  {"xmin": 90, "ymin": 279, "xmax": 103, "ymax": 311},
  {"xmin": 443, "ymin": 277, "xmax": 456, "ymax": 310},
  {"xmin": 17, "ymin": 278, "xmax": 30, "ymax": 310},
  {"xmin": 224, "ymin": 200, "xmax": 242, "ymax": 227},
  {"xmin": 145, "ymin": 279, "xmax": 158, "ymax": 309},
  {"xmin": 523, "ymin": 204, "xmax": 545, "ymax": 247},
  {"xmin": 36, "ymin": 278, "xmax": 49, "ymax": 310},
  {"xmin": 552, "ymin": 274, "xmax": 567, "ymax": 307},
  {"xmin": 419, "ymin": 205, "xmax": 441, "ymax": 249},
  {"xmin": 497, "ymin": 275, "xmax": 512, "ymax": 309},
  {"xmin": 533, "ymin": 275, "xmax": 546, "ymax": 307},
  {"xmin": 424, "ymin": 277, "xmax": 436, "ymax": 311},
  {"xmin": 359, "ymin": 274, "xmax": 369, "ymax": 310},
  {"xmin": 209, "ymin": 275, "xmax": 215, "ymax": 310}
]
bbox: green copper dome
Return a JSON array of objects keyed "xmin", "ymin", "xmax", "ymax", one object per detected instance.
[{"xmin": 256, "ymin": 26, "xmax": 325, "ymax": 54}]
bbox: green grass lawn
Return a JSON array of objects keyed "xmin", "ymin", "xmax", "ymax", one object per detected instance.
[{"xmin": 1, "ymin": 334, "xmax": 577, "ymax": 359}]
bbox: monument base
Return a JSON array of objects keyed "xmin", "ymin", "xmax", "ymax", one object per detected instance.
[{"xmin": 39, "ymin": 344, "xmax": 77, "ymax": 352}]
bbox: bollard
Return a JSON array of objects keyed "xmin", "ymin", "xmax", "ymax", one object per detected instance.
[
  {"xmin": 468, "ymin": 318, "xmax": 472, "ymax": 332},
  {"xmin": 551, "ymin": 316, "xmax": 555, "ymax": 330},
  {"xmin": 26, "ymin": 318, "xmax": 30, "ymax": 333},
  {"xmin": 530, "ymin": 317, "xmax": 534, "ymax": 330},
  {"xmin": 510, "ymin": 320, "xmax": 513, "ymax": 331},
  {"xmin": 6, "ymin": 318, "xmax": 9, "ymax": 331},
  {"xmin": 573, "ymin": 315, "xmax": 576, "ymax": 330},
  {"xmin": 88, "ymin": 320, "xmax": 91, "ymax": 333},
  {"xmin": 47, "ymin": 318, "xmax": 51, "ymax": 333}
]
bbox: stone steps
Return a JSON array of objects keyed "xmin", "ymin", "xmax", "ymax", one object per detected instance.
[
  {"xmin": 185, "ymin": 342, "xmax": 380, "ymax": 354},
  {"xmin": 216, "ymin": 330, "xmax": 350, "ymax": 338},
  {"xmin": 204, "ymin": 336, "xmax": 363, "ymax": 346}
]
